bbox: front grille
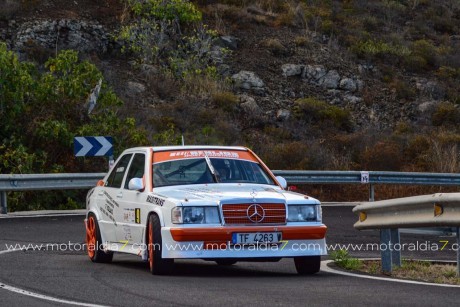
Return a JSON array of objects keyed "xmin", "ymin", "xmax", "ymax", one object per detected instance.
[{"xmin": 222, "ymin": 203, "xmax": 286, "ymax": 225}]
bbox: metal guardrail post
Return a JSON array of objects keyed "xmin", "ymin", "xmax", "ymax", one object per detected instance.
[
  {"xmin": 1, "ymin": 191, "xmax": 7, "ymax": 214},
  {"xmin": 369, "ymin": 184, "xmax": 375, "ymax": 202},
  {"xmin": 380, "ymin": 229, "xmax": 392, "ymax": 274},
  {"xmin": 391, "ymin": 229, "xmax": 401, "ymax": 267}
]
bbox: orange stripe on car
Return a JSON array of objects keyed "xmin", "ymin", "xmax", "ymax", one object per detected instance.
[
  {"xmin": 170, "ymin": 225, "xmax": 327, "ymax": 242},
  {"xmin": 153, "ymin": 150, "xmax": 257, "ymax": 163}
]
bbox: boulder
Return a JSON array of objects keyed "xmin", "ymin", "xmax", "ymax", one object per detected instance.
[
  {"xmin": 239, "ymin": 95, "xmax": 262, "ymax": 117},
  {"xmin": 281, "ymin": 64, "xmax": 304, "ymax": 77},
  {"xmin": 232, "ymin": 71, "xmax": 265, "ymax": 94},
  {"xmin": 339, "ymin": 78, "xmax": 357, "ymax": 92},
  {"xmin": 321, "ymin": 70, "xmax": 341, "ymax": 89},
  {"xmin": 303, "ymin": 65, "xmax": 327, "ymax": 81}
]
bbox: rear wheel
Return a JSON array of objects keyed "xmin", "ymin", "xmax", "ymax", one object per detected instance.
[
  {"xmin": 86, "ymin": 213, "xmax": 113, "ymax": 263},
  {"xmin": 294, "ymin": 256, "xmax": 321, "ymax": 275},
  {"xmin": 148, "ymin": 214, "xmax": 174, "ymax": 275},
  {"xmin": 215, "ymin": 259, "xmax": 237, "ymax": 266}
]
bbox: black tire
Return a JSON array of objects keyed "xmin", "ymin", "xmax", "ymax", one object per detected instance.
[
  {"xmin": 215, "ymin": 259, "xmax": 237, "ymax": 266},
  {"xmin": 148, "ymin": 214, "xmax": 174, "ymax": 275},
  {"xmin": 86, "ymin": 213, "xmax": 113, "ymax": 263},
  {"xmin": 294, "ymin": 256, "xmax": 321, "ymax": 275}
]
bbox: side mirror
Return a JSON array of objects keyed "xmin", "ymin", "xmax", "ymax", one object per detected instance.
[
  {"xmin": 276, "ymin": 176, "xmax": 288, "ymax": 190},
  {"xmin": 128, "ymin": 178, "xmax": 144, "ymax": 191}
]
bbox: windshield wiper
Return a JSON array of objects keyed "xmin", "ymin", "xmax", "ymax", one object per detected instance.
[{"xmin": 204, "ymin": 153, "xmax": 219, "ymax": 183}]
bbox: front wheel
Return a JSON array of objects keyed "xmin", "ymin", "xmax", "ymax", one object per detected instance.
[
  {"xmin": 85, "ymin": 213, "xmax": 113, "ymax": 263},
  {"xmin": 294, "ymin": 256, "xmax": 321, "ymax": 275},
  {"xmin": 148, "ymin": 214, "xmax": 174, "ymax": 275}
]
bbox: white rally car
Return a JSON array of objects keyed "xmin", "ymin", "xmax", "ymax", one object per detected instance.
[{"xmin": 85, "ymin": 146, "xmax": 327, "ymax": 275}]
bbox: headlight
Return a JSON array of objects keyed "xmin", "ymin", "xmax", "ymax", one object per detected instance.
[
  {"xmin": 172, "ymin": 206, "xmax": 220, "ymax": 224},
  {"xmin": 288, "ymin": 205, "xmax": 317, "ymax": 222},
  {"xmin": 316, "ymin": 204, "xmax": 322, "ymax": 222}
]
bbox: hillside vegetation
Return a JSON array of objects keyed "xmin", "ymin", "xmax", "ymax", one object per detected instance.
[{"xmin": 0, "ymin": 0, "xmax": 459, "ymax": 210}]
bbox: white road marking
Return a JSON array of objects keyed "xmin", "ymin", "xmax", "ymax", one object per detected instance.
[
  {"xmin": 0, "ymin": 247, "xmax": 109, "ymax": 306},
  {"xmin": 321, "ymin": 260, "xmax": 460, "ymax": 288},
  {"xmin": 0, "ymin": 213, "xmax": 85, "ymax": 219}
]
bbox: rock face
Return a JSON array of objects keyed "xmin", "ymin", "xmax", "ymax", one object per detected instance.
[
  {"xmin": 13, "ymin": 19, "xmax": 108, "ymax": 54},
  {"xmin": 232, "ymin": 71, "xmax": 265, "ymax": 94}
]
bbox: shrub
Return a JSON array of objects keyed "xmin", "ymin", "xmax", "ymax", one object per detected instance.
[
  {"xmin": 330, "ymin": 250, "xmax": 362, "ymax": 271},
  {"xmin": 351, "ymin": 39, "xmax": 410, "ymax": 60},
  {"xmin": 360, "ymin": 140, "xmax": 403, "ymax": 171},
  {"xmin": 263, "ymin": 142, "xmax": 311, "ymax": 170},
  {"xmin": 211, "ymin": 91, "xmax": 238, "ymax": 111},
  {"xmin": 260, "ymin": 38, "xmax": 288, "ymax": 56},
  {"xmin": 294, "ymin": 36, "xmax": 309, "ymax": 47},
  {"xmin": 432, "ymin": 102, "xmax": 460, "ymax": 126},
  {"xmin": 294, "ymin": 98, "xmax": 353, "ymax": 131},
  {"xmin": 128, "ymin": 0, "xmax": 202, "ymax": 23},
  {"xmin": 406, "ymin": 39, "xmax": 439, "ymax": 71},
  {"xmin": 119, "ymin": 1, "xmax": 222, "ymax": 79},
  {"xmin": 391, "ymin": 79, "xmax": 416, "ymax": 101}
]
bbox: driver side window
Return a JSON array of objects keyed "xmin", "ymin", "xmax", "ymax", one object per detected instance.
[
  {"xmin": 124, "ymin": 153, "xmax": 145, "ymax": 189},
  {"xmin": 106, "ymin": 154, "xmax": 133, "ymax": 188}
]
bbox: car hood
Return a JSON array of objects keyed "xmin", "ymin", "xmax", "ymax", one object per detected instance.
[{"xmin": 153, "ymin": 183, "xmax": 320, "ymax": 205}]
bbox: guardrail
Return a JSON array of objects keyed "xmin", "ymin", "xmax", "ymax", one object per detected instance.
[
  {"xmin": 1, "ymin": 171, "xmax": 459, "ymax": 214},
  {"xmin": 275, "ymin": 170, "xmax": 460, "ymax": 201},
  {"xmin": 0, "ymin": 173, "xmax": 105, "ymax": 214},
  {"xmin": 353, "ymin": 193, "xmax": 460, "ymax": 276}
]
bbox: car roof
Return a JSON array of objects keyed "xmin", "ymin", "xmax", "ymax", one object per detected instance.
[{"xmin": 124, "ymin": 145, "xmax": 249, "ymax": 152}]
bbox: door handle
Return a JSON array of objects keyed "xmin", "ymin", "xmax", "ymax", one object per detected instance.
[{"xmin": 117, "ymin": 191, "xmax": 123, "ymax": 198}]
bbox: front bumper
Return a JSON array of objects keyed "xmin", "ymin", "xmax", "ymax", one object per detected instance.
[{"xmin": 161, "ymin": 224, "xmax": 327, "ymax": 259}]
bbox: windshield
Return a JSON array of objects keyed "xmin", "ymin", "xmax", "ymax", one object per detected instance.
[{"xmin": 153, "ymin": 158, "xmax": 275, "ymax": 187}]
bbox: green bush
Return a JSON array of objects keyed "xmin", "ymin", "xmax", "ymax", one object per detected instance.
[
  {"xmin": 128, "ymin": 0, "xmax": 202, "ymax": 23},
  {"xmin": 330, "ymin": 250, "xmax": 362, "ymax": 270},
  {"xmin": 351, "ymin": 39, "xmax": 410, "ymax": 59},
  {"xmin": 405, "ymin": 39, "xmax": 438, "ymax": 71},
  {"xmin": 0, "ymin": 44, "xmax": 148, "ymax": 211},
  {"xmin": 119, "ymin": 1, "xmax": 222, "ymax": 79},
  {"xmin": 294, "ymin": 98, "xmax": 353, "ymax": 131}
]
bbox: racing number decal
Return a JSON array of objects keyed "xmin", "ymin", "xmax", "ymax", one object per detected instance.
[{"xmin": 135, "ymin": 208, "xmax": 141, "ymax": 224}]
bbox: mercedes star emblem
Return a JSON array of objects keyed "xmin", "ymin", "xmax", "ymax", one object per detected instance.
[{"xmin": 247, "ymin": 204, "xmax": 265, "ymax": 223}]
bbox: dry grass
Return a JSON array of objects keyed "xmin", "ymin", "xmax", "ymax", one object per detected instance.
[{"xmin": 360, "ymin": 260, "xmax": 460, "ymax": 285}]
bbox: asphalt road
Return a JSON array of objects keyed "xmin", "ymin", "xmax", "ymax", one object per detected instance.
[{"xmin": 0, "ymin": 206, "xmax": 459, "ymax": 306}]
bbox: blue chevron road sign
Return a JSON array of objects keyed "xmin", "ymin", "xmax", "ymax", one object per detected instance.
[{"xmin": 74, "ymin": 136, "xmax": 113, "ymax": 157}]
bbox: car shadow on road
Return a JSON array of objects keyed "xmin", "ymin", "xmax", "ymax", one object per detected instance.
[{"xmin": 111, "ymin": 257, "xmax": 331, "ymax": 278}]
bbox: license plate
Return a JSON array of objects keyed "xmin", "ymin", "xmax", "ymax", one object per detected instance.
[{"xmin": 232, "ymin": 232, "xmax": 282, "ymax": 244}]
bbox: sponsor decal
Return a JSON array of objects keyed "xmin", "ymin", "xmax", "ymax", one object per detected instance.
[
  {"xmin": 146, "ymin": 195, "xmax": 165, "ymax": 206},
  {"xmin": 170, "ymin": 150, "xmax": 240, "ymax": 159},
  {"xmin": 123, "ymin": 208, "xmax": 136, "ymax": 223},
  {"xmin": 135, "ymin": 208, "xmax": 141, "ymax": 224},
  {"xmin": 103, "ymin": 191, "xmax": 120, "ymax": 207},
  {"xmin": 123, "ymin": 208, "xmax": 141, "ymax": 224}
]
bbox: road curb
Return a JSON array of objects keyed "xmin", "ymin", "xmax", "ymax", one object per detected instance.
[{"xmin": 321, "ymin": 260, "xmax": 460, "ymax": 288}]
